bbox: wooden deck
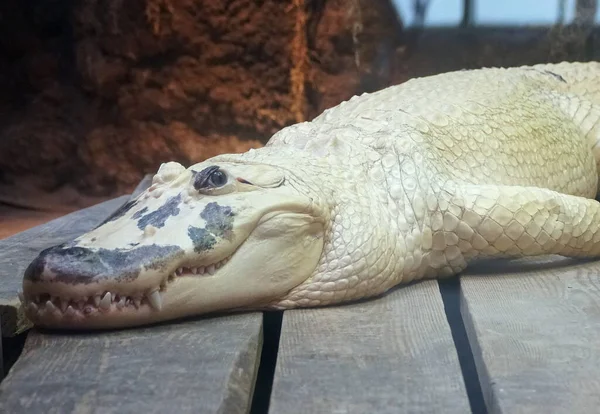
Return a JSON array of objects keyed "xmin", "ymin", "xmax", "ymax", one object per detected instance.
[{"xmin": 1, "ymin": 178, "xmax": 599, "ymax": 413}]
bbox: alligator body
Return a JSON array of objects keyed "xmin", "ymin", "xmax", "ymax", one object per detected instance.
[{"xmin": 21, "ymin": 62, "xmax": 600, "ymax": 329}]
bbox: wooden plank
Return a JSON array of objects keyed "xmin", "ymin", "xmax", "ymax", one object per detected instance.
[
  {"xmin": 460, "ymin": 256, "xmax": 600, "ymax": 413},
  {"xmin": 0, "ymin": 175, "xmax": 152, "ymax": 336},
  {"xmin": 0, "ymin": 195, "xmax": 130, "ymax": 336},
  {"xmin": 269, "ymin": 281, "xmax": 470, "ymax": 414},
  {"xmin": 0, "ymin": 314, "xmax": 263, "ymax": 414}
]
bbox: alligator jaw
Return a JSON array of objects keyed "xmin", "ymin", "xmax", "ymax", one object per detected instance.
[{"xmin": 21, "ymin": 256, "xmax": 232, "ymax": 329}]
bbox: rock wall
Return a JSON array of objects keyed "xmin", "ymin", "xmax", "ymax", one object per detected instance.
[{"xmin": 0, "ymin": 0, "xmax": 403, "ymax": 210}]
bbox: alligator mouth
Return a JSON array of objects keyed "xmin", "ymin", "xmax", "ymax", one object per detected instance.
[{"xmin": 21, "ymin": 255, "xmax": 231, "ymax": 322}]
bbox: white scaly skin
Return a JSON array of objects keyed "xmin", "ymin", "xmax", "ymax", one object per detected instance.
[{"xmin": 21, "ymin": 61, "xmax": 600, "ymax": 329}]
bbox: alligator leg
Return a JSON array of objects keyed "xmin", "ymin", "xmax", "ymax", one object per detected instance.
[{"xmin": 443, "ymin": 184, "xmax": 600, "ymax": 262}]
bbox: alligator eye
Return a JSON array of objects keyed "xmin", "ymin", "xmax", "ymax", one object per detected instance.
[
  {"xmin": 208, "ymin": 169, "xmax": 227, "ymax": 187},
  {"xmin": 193, "ymin": 166, "xmax": 229, "ymax": 191}
]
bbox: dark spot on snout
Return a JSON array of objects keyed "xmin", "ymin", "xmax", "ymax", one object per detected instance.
[
  {"xmin": 25, "ymin": 243, "xmax": 184, "ymax": 284},
  {"xmin": 187, "ymin": 227, "xmax": 216, "ymax": 252},
  {"xmin": 132, "ymin": 207, "xmax": 148, "ymax": 219},
  {"xmin": 135, "ymin": 194, "xmax": 182, "ymax": 230},
  {"xmin": 202, "ymin": 202, "xmax": 234, "ymax": 237},
  {"xmin": 187, "ymin": 202, "xmax": 235, "ymax": 253}
]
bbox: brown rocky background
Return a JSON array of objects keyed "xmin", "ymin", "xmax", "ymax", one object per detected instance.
[
  {"xmin": 0, "ymin": 0, "xmax": 596, "ymax": 216},
  {"xmin": 0, "ymin": 0, "xmax": 404, "ymax": 211}
]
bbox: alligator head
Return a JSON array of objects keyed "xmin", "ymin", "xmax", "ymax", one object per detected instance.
[{"xmin": 22, "ymin": 153, "xmax": 329, "ymax": 329}]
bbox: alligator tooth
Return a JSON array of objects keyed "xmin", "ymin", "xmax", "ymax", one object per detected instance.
[
  {"xmin": 207, "ymin": 264, "xmax": 216, "ymax": 275},
  {"xmin": 197, "ymin": 266, "xmax": 205, "ymax": 275},
  {"xmin": 190, "ymin": 267, "xmax": 198, "ymax": 274},
  {"xmin": 176, "ymin": 267, "xmax": 183, "ymax": 276},
  {"xmin": 27, "ymin": 302, "xmax": 38, "ymax": 313},
  {"xmin": 147, "ymin": 290, "xmax": 162, "ymax": 311},
  {"xmin": 46, "ymin": 301, "xmax": 58, "ymax": 314},
  {"xmin": 99, "ymin": 292, "xmax": 112, "ymax": 310},
  {"xmin": 65, "ymin": 305, "xmax": 76, "ymax": 317},
  {"xmin": 93, "ymin": 295, "xmax": 101, "ymax": 307},
  {"xmin": 133, "ymin": 297, "xmax": 141, "ymax": 309},
  {"xmin": 17, "ymin": 291, "xmax": 24, "ymax": 303},
  {"xmin": 117, "ymin": 297, "xmax": 126, "ymax": 309}
]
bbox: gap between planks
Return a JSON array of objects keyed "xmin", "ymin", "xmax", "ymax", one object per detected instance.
[
  {"xmin": 268, "ymin": 281, "xmax": 471, "ymax": 414},
  {"xmin": 460, "ymin": 256, "xmax": 600, "ymax": 413}
]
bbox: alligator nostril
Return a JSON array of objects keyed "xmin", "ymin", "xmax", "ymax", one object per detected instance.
[
  {"xmin": 23, "ymin": 244, "xmax": 99, "ymax": 283},
  {"xmin": 23, "ymin": 254, "xmax": 46, "ymax": 282},
  {"xmin": 23, "ymin": 244, "xmax": 69, "ymax": 282}
]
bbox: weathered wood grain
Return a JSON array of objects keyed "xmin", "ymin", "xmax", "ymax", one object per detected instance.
[
  {"xmin": 461, "ymin": 256, "xmax": 600, "ymax": 413},
  {"xmin": 0, "ymin": 314, "xmax": 263, "ymax": 414},
  {"xmin": 269, "ymin": 281, "xmax": 470, "ymax": 414},
  {"xmin": 0, "ymin": 175, "xmax": 152, "ymax": 337},
  {"xmin": 0, "ymin": 196, "xmax": 130, "ymax": 336}
]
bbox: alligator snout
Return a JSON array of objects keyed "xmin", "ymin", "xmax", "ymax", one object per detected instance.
[
  {"xmin": 24, "ymin": 243, "xmax": 185, "ymax": 285},
  {"xmin": 24, "ymin": 245, "xmax": 100, "ymax": 284}
]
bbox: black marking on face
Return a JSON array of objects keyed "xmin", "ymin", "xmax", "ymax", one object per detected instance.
[
  {"xmin": 132, "ymin": 207, "xmax": 148, "ymax": 219},
  {"xmin": 24, "ymin": 243, "xmax": 184, "ymax": 284},
  {"xmin": 135, "ymin": 194, "xmax": 182, "ymax": 230},
  {"xmin": 187, "ymin": 227, "xmax": 216, "ymax": 252},
  {"xmin": 98, "ymin": 200, "xmax": 138, "ymax": 226},
  {"xmin": 202, "ymin": 202, "xmax": 234, "ymax": 238},
  {"xmin": 187, "ymin": 202, "xmax": 235, "ymax": 252}
]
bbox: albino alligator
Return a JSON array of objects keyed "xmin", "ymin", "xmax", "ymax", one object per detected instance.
[{"xmin": 21, "ymin": 61, "xmax": 600, "ymax": 329}]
